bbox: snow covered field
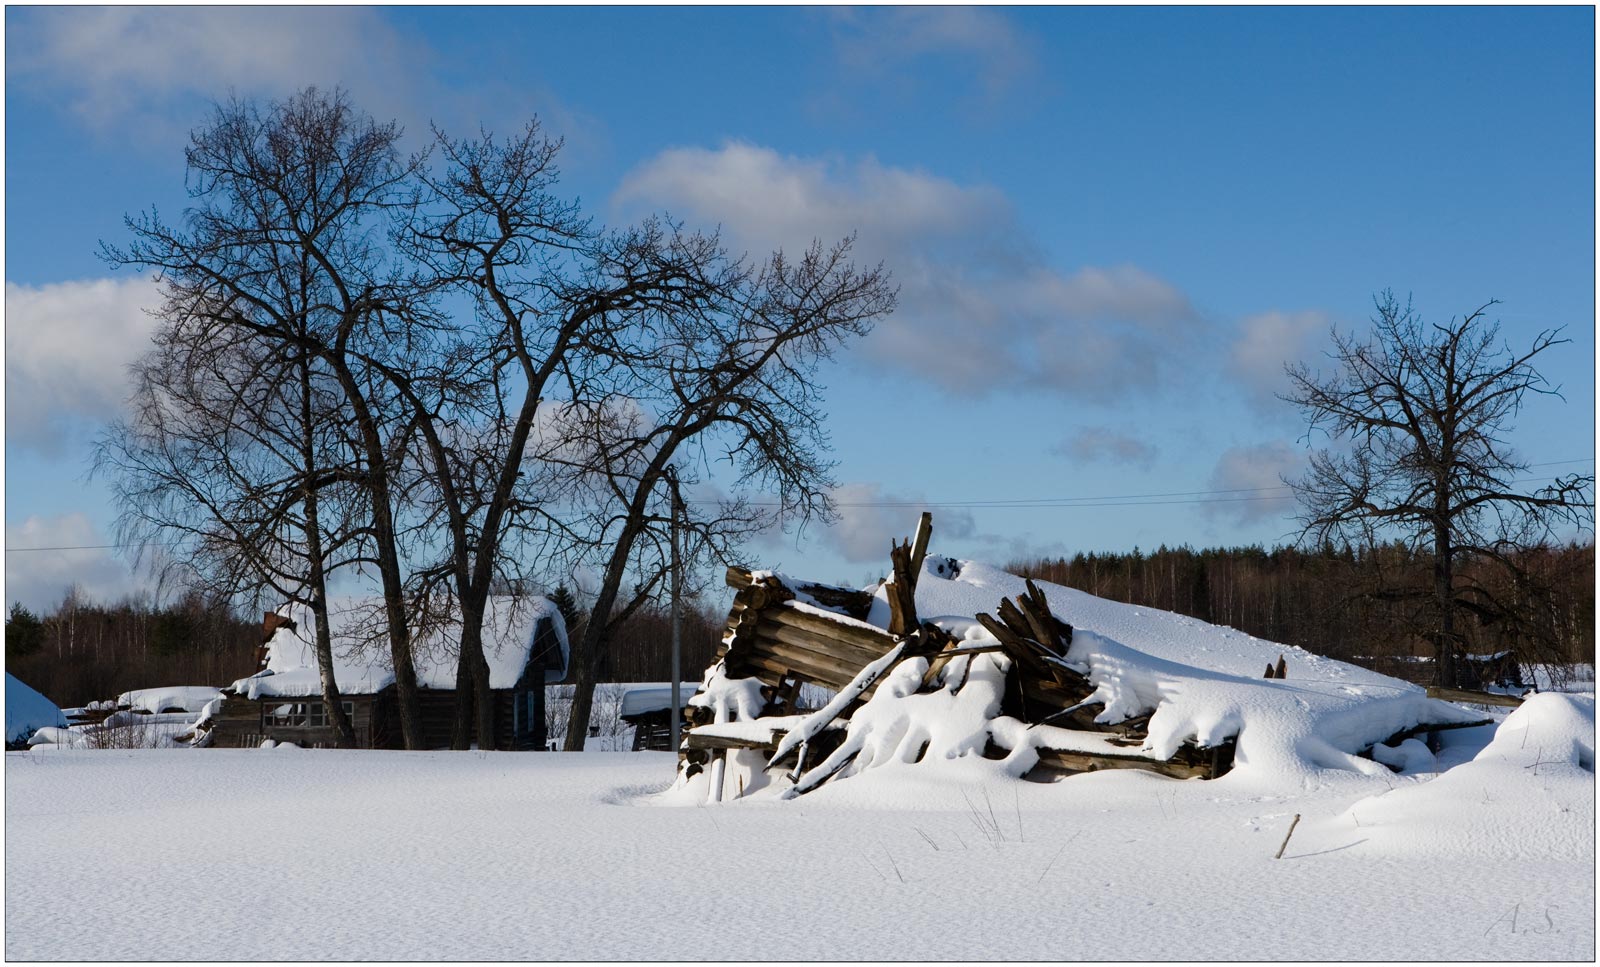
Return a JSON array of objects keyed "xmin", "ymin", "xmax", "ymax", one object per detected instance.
[
  {"xmin": 7, "ymin": 698, "xmax": 1593, "ymax": 962},
  {"xmin": 7, "ymin": 560, "xmax": 1593, "ymax": 960}
]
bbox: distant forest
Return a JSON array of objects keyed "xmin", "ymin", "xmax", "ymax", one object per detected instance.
[
  {"xmin": 1007, "ymin": 541, "xmax": 1594, "ymax": 670},
  {"xmin": 7, "ymin": 540, "xmax": 1593, "ymax": 708}
]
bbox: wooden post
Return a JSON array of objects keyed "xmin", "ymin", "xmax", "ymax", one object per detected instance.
[
  {"xmin": 886, "ymin": 538, "xmax": 919, "ymax": 638},
  {"xmin": 908, "ymin": 511, "xmax": 933, "ymax": 585},
  {"xmin": 707, "ymin": 748, "xmax": 726, "ymax": 804}
]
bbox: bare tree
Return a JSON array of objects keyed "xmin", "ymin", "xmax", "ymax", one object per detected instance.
[
  {"xmin": 102, "ymin": 89, "xmax": 435, "ymax": 747},
  {"xmin": 546, "ymin": 236, "xmax": 896, "ymax": 748},
  {"xmin": 1283, "ymin": 291, "xmax": 1593, "ymax": 686},
  {"xmin": 98, "ymin": 322, "xmax": 367, "ymax": 746},
  {"xmin": 381, "ymin": 124, "xmax": 720, "ymax": 749}
]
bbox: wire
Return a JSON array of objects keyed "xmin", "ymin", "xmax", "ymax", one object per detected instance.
[{"xmin": 6, "ymin": 459, "xmax": 1592, "ymax": 554}]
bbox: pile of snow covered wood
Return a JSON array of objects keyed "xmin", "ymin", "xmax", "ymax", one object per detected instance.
[{"xmin": 674, "ymin": 514, "xmax": 1492, "ymax": 802}]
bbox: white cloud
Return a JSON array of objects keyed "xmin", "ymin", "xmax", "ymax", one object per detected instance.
[
  {"xmin": 1054, "ymin": 427, "xmax": 1158, "ymax": 469},
  {"xmin": 614, "ymin": 143, "xmax": 1197, "ymax": 398},
  {"xmin": 826, "ymin": 7, "xmax": 1038, "ymax": 101},
  {"xmin": 1229, "ymin": 310, "xmax": 1331, "ymax": 404},
  {"xmin": 6, "ymin": 8, "xmax": 423, "ymax": 141},
  {"xmin": 819, "ymin": 483, "xmax": 976, "ymax": 563},
  {"xmin": 3, "ymin": 7, "xmax": 595, "ymax": 153},
  {"xmin": 5, "ymin": 513, "xmax": 142, "ymax": 611},
  {"xmin": 5, "ymin": 276, "xmax": 163, "ymax": 455},
  {"xmin": 1203, "ymin": 442, "xmax": 1303, "ymax": 526}
]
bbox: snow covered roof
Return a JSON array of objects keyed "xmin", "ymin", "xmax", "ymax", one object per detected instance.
[
  {"xmin": 619, "ymin": 683, "xmax": 701, "ymax": 718},
  {"xmin": 231, "ymin": 596, "xmax": 567, "ymax": 699},
  {"xmin": 116, "ymin": 686, "xmax": 223, "ymax": 714},
  {"xmin": 6, "ymin": 674, "xmax": 66, "ymax": 744}
]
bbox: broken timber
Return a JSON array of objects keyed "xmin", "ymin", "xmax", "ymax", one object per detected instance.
[{"xmin": 686, "ymin": 517, "xmax": 1236, "ymax": 793}]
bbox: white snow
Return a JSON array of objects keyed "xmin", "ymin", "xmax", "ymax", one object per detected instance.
[
  {"xmin": 618, "ymin": 683, "xmax": 701, "ymax": 718},
  {"xmin": 115, "ymin": 685, "xmax": 222, "ymax": 714},
  {"xmin": 5, "ymin": 734, "xmax": 1591, "ymax": 960},
  {"xmin": 233, "ymin": 595, "xmax": 566, "ymax": 698},
  {"xmin": 4, "ymin": 556, "xmax": 1590, "ymax": 960},
  {"xmin": 5, "ymin": 674, "xmax": 66, "ymax": 744},
  {"xmin": 686, "ymin": 660, "xmax": 766, "ymax": 723}
]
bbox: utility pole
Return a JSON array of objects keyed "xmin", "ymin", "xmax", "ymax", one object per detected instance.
[{"xmin": 667, "ymin": 467, "xmax": 683, "ymax": 757}]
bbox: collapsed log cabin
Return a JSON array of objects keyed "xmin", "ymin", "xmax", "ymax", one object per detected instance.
[
  {"xmin": 195, "ymin": 596, "xmax": 568, "ymax": 750},
  {"xmin": 676, "ymin": 513, "xmax": 1492, "ymax": 802}
]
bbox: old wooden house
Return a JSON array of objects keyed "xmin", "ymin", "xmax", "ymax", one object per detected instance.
[
  {"xmin": 674, "ymin": 514, "xmax": 1491, "ymax": 802},
  {"xmin": 201, "ymin": 596, "xmax": 567, "ymax": 750}
]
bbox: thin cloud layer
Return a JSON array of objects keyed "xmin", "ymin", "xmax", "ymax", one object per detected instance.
[
  {"xmin": 4, "ymin": 7, "xmax": 594, "ymax": 152},
  {"xmin": 1203, "ymin": 442, "xmax": 1303, "ymax": 527},
  {"xmin": 1054, "ymin": 426, "xmax": 1158, "ymax": 469},
  {"xmin": 1229, "ymin": 310, "xmax": 1331, "ymax": 406},
  {"xmin": 5, "ymin": 513, "xmax": 141, "ymax": 611},
  {"xmin": 5, "ymin": 276, "xmax": 163, "ymax": 455},
  {"xmin": 821, "ymin": 483, "xmax": 977, "ymax": 563},
  {"xmin": 615, "ymin": 142, "xmax": 1197, "ymax": 398},
  {"xmin": 7, "ymin": 8, "xmax": 427, "ymax": 141},
  {"xmin": 826, "ymin": 7, "xmax": 1039, "ymax": 102}
]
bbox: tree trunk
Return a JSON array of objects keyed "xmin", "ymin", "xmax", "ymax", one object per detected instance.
[
  {"xmin": 300, "ymin": 359, "xmax": 356, "ymax": 749},
  {"xmin": 331, "ymin": 358, "xmax": 423, "ymax": 750},
  {"xmin": 450, "ymin": 645, "xmax": 476, "ymax": 750},
  {"xmin": 1434, "ymin": 520, "xmax": 1459, "ymax": 689},
  {"xmin": 563, "ymin": 623, "xmax": 607, "ymax": 752}
]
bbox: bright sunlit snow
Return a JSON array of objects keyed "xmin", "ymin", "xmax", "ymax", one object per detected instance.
[{"xmin": 5, "ymin": 561, "xmax": 1592, "ymax": 961}]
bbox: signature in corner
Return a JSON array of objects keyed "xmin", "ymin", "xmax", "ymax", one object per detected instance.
[{"xmin": 1484, "ymin": 903, "xmax": 1560, "ymax": 938}]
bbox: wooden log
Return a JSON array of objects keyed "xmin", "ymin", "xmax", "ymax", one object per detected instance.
[
  {"xmin": 765, "ymin": 605, "xmax": 897, "ymax": 653},
  {"xmin": 1274, "ymin": 655, "xmax": 1287, "ymax": 679},
  {"xmin": 1374, "ymin": 715, "xmax": 1494, "ymax": 748},
  {"xmin": 1027, "ymin": 746, "xmax": 1215, "ymax": 781},
  {"xmin": 1019, "ymin": 580, "xmax": 1064, "ymax": 654},
  {"xmin": 750, "ymin": 628, "xmax": 878, "ymax": 682},
  {"xmin": 762, "ymin": 609, "xmax": 896, "ymax": 662},
  {"xmin": 886, "ymin": 537, "xmax": 919, "ymax": 638},
  {"xmin": 975, "ymin": 611, "xmax": 1028, "ymax": 652},
  {"xmin": 996, "ymin": 597, "xmax": 1037, "ymax": 645},
  {"xmin": 737, "ymin": 644, "xmax": 861, "ymax": 694},
  {"xmin": 793, "ymin": 582, "xmax": 875, "ymax": 620},
  {"xmin": 921, "ymin": 643, "xmax": 1005, "ymax": 691},
  {"xmin": 727, "ymin": 564, "xmax": 873, "ymax": 619},
  {"xmin": 908, "ymin": 511, "xmax": 933, "ymax": 585},
  {"xmin": 1264, "ymin": 662, "xmax": 1276, "ymax": 679},
  {"xmin": 1425, "ymin": 686, "xmax": 1527, "ymax": 708}
]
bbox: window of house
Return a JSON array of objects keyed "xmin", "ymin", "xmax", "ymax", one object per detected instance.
[{"xmin": 263, "ymin": 700, "xmax": 355, "ymax": 729}]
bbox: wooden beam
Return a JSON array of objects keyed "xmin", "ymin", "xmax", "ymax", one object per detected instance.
[
  {"xmin": 1426, "ymin": 686, "xmax": 1527, "ymax": 708},
  {"xmin": 908, "ymin": 511, "xmax": 933, "ymax": 586},
  {"xmin": 886, "ymin": 537, "xmax": 919, "ymax": 637}
]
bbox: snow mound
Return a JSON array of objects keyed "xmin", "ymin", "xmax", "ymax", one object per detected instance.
[{"xmin": 1342, "ymin": 693, "xmax": 1595, "ymax": 858}]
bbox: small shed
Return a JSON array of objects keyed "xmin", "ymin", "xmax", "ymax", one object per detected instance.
[
  {"xmin": 204, "ymin": 596, "xmax": 567, "ymax": 750},
  {"xmin": 618, "ymin": 683, "xmax": 701, "ymax": 751}
]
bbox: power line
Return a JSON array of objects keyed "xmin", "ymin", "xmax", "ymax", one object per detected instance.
[{"xmin": 6, "ymin": 458, "xmax": 1592, "ymax": 554}]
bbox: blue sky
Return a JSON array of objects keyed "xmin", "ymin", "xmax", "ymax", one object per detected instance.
[{"xmin": 5, "ymin": 6, "xmax": 1595, "ymax": 609}]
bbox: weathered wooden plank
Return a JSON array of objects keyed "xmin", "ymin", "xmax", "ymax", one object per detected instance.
[
  {"xmin": 908, "ymin": 511, "xmax": 933, "ymax": 585},
  {"xmin": 1028, "ymin": 746, "xmax": 1214, "ymax": 781},
  {"xmin": 734, "ymin": 647, "xmax": 859, "ymax": 694},
  {"xmin": 886, "ymin": 538, "xmax": 919, "ymax": 638},
  {"xmin": 756, "ymin": 618, "xmax": 889, "ymax": 670},
  {"xmin": 1374, "ymin": 716, "xmax": 1495, "ymax": 749},
  {"xmin": 1426, "ymin": 686, "xmax": 1526, "ymax": 708},
  {"xmin": 765, "ymin": 606, "xmax": 897, "ymax": 652}
]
